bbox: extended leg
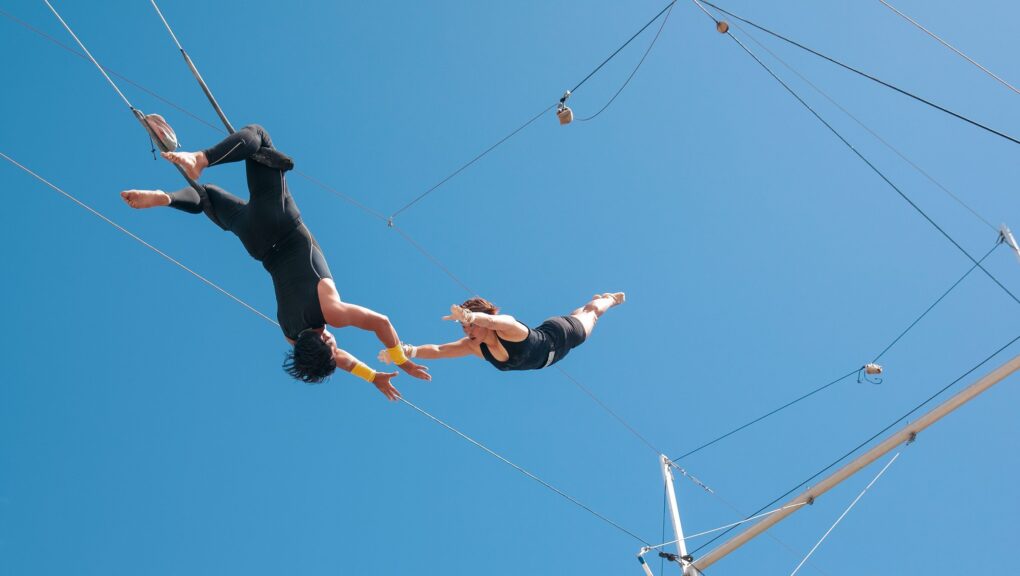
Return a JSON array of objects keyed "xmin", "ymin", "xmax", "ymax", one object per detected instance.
[
  {"xmin": 162, "ymin": 124, "xmax": 274, "ymax": 180},
  {"xmin": 122, "ymin": 183, "xmax": 246, "ymax": 231},
  {"xmin": 569, "ymin": 292, "xmax": 626, "ymax": 337}
]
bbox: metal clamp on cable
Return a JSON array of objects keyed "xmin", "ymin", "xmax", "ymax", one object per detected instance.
[
  {"xmin": 557, "ymin": 90, "xmax": 573, "ymax": 125},
  {"xmin": 859, "ymin": 363, "xmax": 884, "ymax": 385}
]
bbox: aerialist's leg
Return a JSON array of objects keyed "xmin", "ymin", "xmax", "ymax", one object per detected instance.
[
  {"xmin": 162, "ymin": 124, "xmax": 286, "ymax": 182},
  {"xmin": 121, "ymin": 184, "xmax": 247, "ymax": 231},
  {"xmin": 568, "ymin": 292, "xmax": 626, "ymax": 337},
  {"xmin": 124, "ymin": 125, "xmax": 298, "ymax": 259}
]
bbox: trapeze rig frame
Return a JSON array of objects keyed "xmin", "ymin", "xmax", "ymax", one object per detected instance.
[{"xmin": 636, "ymin": 352, "xmax": 1020, "ymax": 575}]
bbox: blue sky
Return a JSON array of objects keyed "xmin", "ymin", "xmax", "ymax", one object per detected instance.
[{"xmin": 2, "ymin": 1, "xmax": 1019, "ymax": 574}]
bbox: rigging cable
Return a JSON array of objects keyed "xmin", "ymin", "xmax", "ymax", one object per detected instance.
[
  {"xmin": 693, "ymin": 0, "xmax": 1020, "ymax": 308},
  {"xmin": 690, "ymin": 332, "xmax": 1020, "ymax": 554},
  {"xmin": 671, "ymin": 369, "xmax": 859, "ymax": 461},
  {"xmin": 715, "ymin": 10, "xmax": 998, "ymax": 233},
  {"xmin": 1, "ymin": 147, "xmax": 650, "ymax": 546},
  {"xmin": 144, "ymin": 0, "xmax": 682, "ymax": 500},
  {"xmin": 146, "ymin": 0, "xmax": 391, "ymax": 222},
  {"xmin": 788, "ymin": 453, "xmax": 900, "ymax": 576},
  {"xmin": 388, "ymin": 0, "xmax": 679, "ymax": 219},
  {"xmin": 877, "ymin": 0, "xmax": 1020, "ymax": 96},
  {"xmin": 671, "ymin": 240, "xmax": 1000, "ymax": 462},
  {"xmin": 696, "ymin": 1, "xmax": 1020, "ymax": 147},
  {"xmin": 644, "ymin": 501, "xmax": 807, "ymax": 550},
  {"xmin": 576, "ymin": 0, "xmax": 677, "ymax": 122},
  {"xmin": 0, "ymin": 152, "xmax": 277, "ymax": 327},
  {"xmin": 400, "ymin": 396, "xmax": 651, "ymax": 545},
  {"xmin": 0, "ymin": 7, "xmax": 224, "ymax": 134},
  {"xmin": 22, "ymin": 2, "xmax": 1011, "ymax": 480},
  {"xmin": 1, "ymin": 5, "xmax": 390, "ymax": 222},
  {"xmin": 16, "ymin": 0, "xmax": 672, "ymax": 477},
  {"xmin": 571, "ymin": 0, "xmax": 677, "ymax": 95},
  {"xmin": 149, "ymin": 0, "xmax": 235, "ymax": 133},
  {"xmin": 387, "ymin": 104, "xmax": 555, "ymax": 221},
  {"xmin": 669, "ymin": 238, "xmax": 1003, "ymax": 458},
  {"xmin": 872, "ymin": 242, "xmax": 1001, "ymax": 363}
]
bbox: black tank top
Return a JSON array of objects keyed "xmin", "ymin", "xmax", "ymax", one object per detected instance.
[
  {"xmin": 479, "ymin": 326, "xmax": 555, "ymax": 371},
  {"xmin": 260, "ymin": 224, "xmax": 333, "ymax": 340}
]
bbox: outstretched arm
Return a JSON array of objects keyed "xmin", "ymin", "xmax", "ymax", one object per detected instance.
[
  {"xmin": 334, "ymin": 347, "xmax": 401, "ymax": 401},
  {"xmin": 415, "ymin": 338, "xmax": 479, "ymax": 360},
  {"xmin": 378, "ymin": 337, "xmax": 478, "ymax": 364},
  {"xmin": 322, "ymin": 297, "xmax": 431, "ymax": 381}
]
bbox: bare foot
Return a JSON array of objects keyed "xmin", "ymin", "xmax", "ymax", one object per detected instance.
[
  {"xmin": 597, "ymin": 292, "xmax": 626, "ymax": 306},
  {"xmin": 121, "ymin": 189, "xmax": 170, "ymax": 209},
  {"xmin": 161, "ymin": 150, "xmax": 207, "ymax": 180}
]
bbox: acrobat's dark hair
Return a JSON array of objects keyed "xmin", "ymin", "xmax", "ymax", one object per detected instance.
[
  {"xmin": 461, "ymin": 297, "xmax": 499, "ymax": 315},
  {"xmin": 283, "ymin": 329, "xmax": 337, "ymax": 384}
]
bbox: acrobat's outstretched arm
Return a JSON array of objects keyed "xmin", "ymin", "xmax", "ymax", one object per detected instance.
[
  {"xmin": 334, "ymin": 347, "xmax": 401, "ymax": 401},
  {"xmin": 322, "ymin": 299, "xmax": 431, "ymax": 381},
  {"xmin": 378, "ymin": 338, "xmax": 478, "ymax": 364}
]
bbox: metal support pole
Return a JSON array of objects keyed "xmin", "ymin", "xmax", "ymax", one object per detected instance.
[
  {"xmin": 691, "ymin": 352, "xmax": 1020, "ymax": 573},
  {"xmin": 660, "ymin": 454, "xmax": 690, "ymax": 574}
]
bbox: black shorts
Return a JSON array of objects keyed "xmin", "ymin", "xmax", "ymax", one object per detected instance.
[{"xmin": 536, "ymin": 315, "xmax": 588, "ymax": 367}]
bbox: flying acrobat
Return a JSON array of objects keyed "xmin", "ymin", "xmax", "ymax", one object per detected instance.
[
  {"xmin": 121, "ymin": 124, "xmax": 429, "ymax": 399},
  {"xmin": 379, "ymin": 293, "xmax": 625, "ymax": 371}
]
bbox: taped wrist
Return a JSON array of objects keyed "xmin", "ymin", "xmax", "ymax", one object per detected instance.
[
  {"xmin": 351, "ymin": 362, "xmax": 377, "ymax": 383},
  {"xmin": 386, "ymin": 344, "xmax": 409, "ymax": 365}
]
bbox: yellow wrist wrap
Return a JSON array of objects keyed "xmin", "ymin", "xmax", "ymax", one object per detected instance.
[
  {"xmin": 386, "ymin": 344, "xmax": 409, "ymax": 365},
  {"xmin": 352, "ymin": 362, "xmax": 377, "ymax": 383}
]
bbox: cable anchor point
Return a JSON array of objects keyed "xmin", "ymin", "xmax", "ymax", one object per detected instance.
[
  {"xmin": 999, "ymin": 224, "xmax": 1020, "ymax": 264},
  {"xmin": 556, "ymin": 90, "xmax": 574, "ymax": 125},
  {"xmin": 858, "ymin": 363, "xmax": 884, "ymax": 385},
  {"xmin": 387, "ymin": 217, "xmax": 395, "ymax": 228}
]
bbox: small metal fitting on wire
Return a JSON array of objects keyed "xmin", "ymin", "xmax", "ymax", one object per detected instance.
[
  {"xmin": 557, "ymin": 90, "xmax": 574, "ymax": 125},
  {"xmin": 716, "ymin": 20, "xmax": 729, "ymax": 34},
  {"xmin": 858, "ymin": 363, "xmax": 884, "ymax": 385},
  {"xmin": 1000, "ymin": 224, "xmax": 1020, "ymax": 263},
  {"xmin": 659, "ymin": 552, "xmax": 679, "ymax": 563}
]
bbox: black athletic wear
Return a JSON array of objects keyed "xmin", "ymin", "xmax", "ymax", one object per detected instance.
[
  {"xmin": 479, "ymin": 316, "xmax": 587, "ymax": 371},
  {"xmin": 166, "ymin": 125, "xmax": 332, "ymax": 340}
]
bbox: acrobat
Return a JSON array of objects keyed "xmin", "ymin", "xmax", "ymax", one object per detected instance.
[
  {"xmin": 122, "ymin": 124, "xmax": 429, "ymax": 398},
  {"xmin": 380, "ymin": 293, "xmax": 625, "ymax": 371}
]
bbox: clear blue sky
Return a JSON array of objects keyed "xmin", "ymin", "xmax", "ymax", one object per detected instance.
[{"xmin": 2, "ymin": 1, "xmax": 1019, "ymax": 574}]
